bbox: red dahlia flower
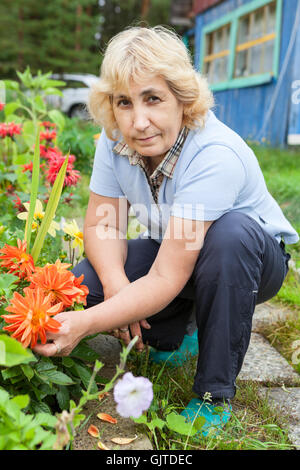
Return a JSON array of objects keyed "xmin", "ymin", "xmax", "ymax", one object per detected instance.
[
  {"xmin": 21, "ymin": 161, "xmax": 46, "ymax": 173},
  {"xmin": 0, "ymin": 122, "xmax": 22, "ymax": 139},
  {"xmin": 0, "ymin": 123, "xmax": 7, "ymax": 138},
  {"xmin": 40, "ymin": 121, "xmax": 56, "ymax": 129},
  {"xmin": 46, "ymin": 154, "xmax": 80, "ymax": 187},
  {"xmin": 39, "ymin": 145, "xmax": 63, "ymax": 160},
  {"xmin": 40, "ymin": 130, "xmax": 57, "ymax": 142},
  {"xmin": 12, "ymin": 195, "xmax": 25, "ymax": 212}
]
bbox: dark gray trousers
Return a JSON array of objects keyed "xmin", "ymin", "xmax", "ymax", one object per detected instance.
[{"xmin": 73, "ymin": 212, "xmax": 290, "ymax": 400}]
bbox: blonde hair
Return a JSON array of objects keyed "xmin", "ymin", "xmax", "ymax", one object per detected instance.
[{"xmin": 88, "ymin": 26, "xmax": 214, "ymax": 140}]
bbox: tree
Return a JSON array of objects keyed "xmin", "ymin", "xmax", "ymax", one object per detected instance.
[
  {"xmin": 0, "ymin": 0, "xmax": 101, "ymax": 78},
  {"xmin": 0, "ymin": 0, "xmax": 173, "ymax": 79},
  {"xmin": 97, "ymin": 0, "xmax": 172, "ymax": 52}
]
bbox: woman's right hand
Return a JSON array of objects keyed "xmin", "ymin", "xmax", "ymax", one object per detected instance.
[{"xmin": 103, "ymin": 277, "xmax": 151, "ymax": 351}]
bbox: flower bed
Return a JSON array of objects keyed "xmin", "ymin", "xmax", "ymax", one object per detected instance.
[{"xmin": 0, "ymin": 68, "xmax": 159, "ymax": 450}]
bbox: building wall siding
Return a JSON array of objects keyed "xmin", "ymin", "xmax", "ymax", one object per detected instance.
[{"xmin": 194, "ymin": 0, "xmax": 299, "ymax": 146}]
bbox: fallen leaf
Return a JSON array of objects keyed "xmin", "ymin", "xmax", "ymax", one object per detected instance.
[
  {"xmin": 111, "ymin": 435, "xmax": 138, "ymax": 445},
  {"xmin": 87, "ymin": 424, "xmax": 99, "ymax": 438},
  {"xmin": 97, "ymin": 412, "xmax": 117, "ymax": 424},
  {"xmin": 98, "ymin": 392, "xmax": 110, "ymax": 401},
  {"xmin": 97, "ymin": 440, "xmax": 110, "ymax": 450}
]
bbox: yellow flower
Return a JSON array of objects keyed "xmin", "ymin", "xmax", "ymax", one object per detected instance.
[
  {"xmin": 62, "ymin": 219, "xmax": 84, "ymax": 255},
  {"xmin": 17, "ymin": 199, "xmax": 60, "ymax": 237}
]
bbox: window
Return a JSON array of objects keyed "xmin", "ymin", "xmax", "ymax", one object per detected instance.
[
  {"xmin": 234, "ymin": 2, "xmax": 276, "ymax": 78},
  {"xmin": 200, "ymin": 0, "xmax": 282, "ymax": 90},
  {"xmin": 203, "ymin": 24, "xmax": 230, "ymax": 84}
]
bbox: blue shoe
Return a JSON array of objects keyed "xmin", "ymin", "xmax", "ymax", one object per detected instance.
[
  {"xmin": 149, "ymin": 330, "xmax": 199, "ymax": 366},
  {"xmin": 180, "ymin": 397, "xmax": 232, "ymax": 437}
]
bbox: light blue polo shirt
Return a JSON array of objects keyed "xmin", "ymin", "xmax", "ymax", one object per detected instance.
[{"xmin": 89, "ymin": 110, "xmax": 299, "ymax": 245}]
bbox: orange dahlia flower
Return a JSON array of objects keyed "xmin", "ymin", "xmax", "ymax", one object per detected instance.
[
  {"xmin": 72, "ymin": 274, "xmax": 89, "ymax": 306},
  {"xmin": 1, "ymin": 287, "xmax": 63, "ymax": 349},
  {"xmin": 0, "ymin": 239, "xmax": 35, "ymax": 280},
  {"xmin": 28, "ymin": 259, "xmax": 88, "ymax": 309}
]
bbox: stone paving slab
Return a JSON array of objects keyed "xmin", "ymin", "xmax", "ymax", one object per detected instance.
[
  {"xmin": 258, "ymin": 387, "xmax": 300, "ymax": 449},
  {"xmin": 252, "ymin": 302, "xmax": 297, "ymax": 333},
  {"xmin": 238, "ymin": 333, "xmax": 300, "ymax": 385}
]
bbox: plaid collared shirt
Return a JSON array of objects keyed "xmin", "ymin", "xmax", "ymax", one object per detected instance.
[{"xmin": 113, "ymin": 127, "xmax": 189, "ymax": 204}]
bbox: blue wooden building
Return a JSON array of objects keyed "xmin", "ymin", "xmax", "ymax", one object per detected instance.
[{"xmin": 178, "ymin": 0, "xmax": 300, "ymax": 147}]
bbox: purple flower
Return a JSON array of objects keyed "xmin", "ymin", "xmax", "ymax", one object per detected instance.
[{"xmin": 113, "ymin": 372, "xmax": 153, "ymax": 418}]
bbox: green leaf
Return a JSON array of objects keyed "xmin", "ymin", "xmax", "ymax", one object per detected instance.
[
  {"xmin": 21, "ymin": 364, "xmax": 34, "ymax": 381},
  {"xmin": 11, "ymin": 394, "xmax": 30, "ymax": 410},
  {"xmin": 193, "ymin": 416, "xmax": 206, "ymax": 431},
  {"xmin": 1, "ymin": 366, "xmax": 22, "ymax": 381},
  {"xmin": 0, "ymin": 335, "xmax": 36, "ymax": 367},
  {"xmin": 30, "ymin": 153, "xmax": 69, "ymax": 263},
  {"xmin": 3, "ymin": 80, "xmax": 20, "ymax": 91},
  {"xmin": 70, "ymin": 341, "xmax": 100, "ymax": 362},
  {"xmin": 43, "ymin": 79, "xmax": 66, "ymax": 89},
  {"xmin": 0, "ymin": 273, "xmax": 19, "ymax": 287},
  {"xmin": 32, "ymin": 412, "xmax": 57, "ymax": 428},
  {"xmin": 38, "ymin": 369, "xmax": 75, "ymax": 386},
  {"xmin": 5, "ymin": 114, "xmax": 21, "ymax": 123},
  {"xmin": 148, "ymin": 417, "xmax": 166, "ymax": 432},
  {"xmin": 166, "ymin": 412, "xmax": 198, "ymax": 436},
  {"xmin": 56, "ymin": 385, "xmax": 70, "ymax": 410},
  {"xmin": 73, "ymin": 413, "xmax": 86, "ymax": 429},
  {"xmin": 48, "ymin": 109, "xmax": 65, "ymax": 131},
  {"xmin": 35, "ymin": 356, "xmax": 57, "ymax": 373},
  {"xmin": 4, "ymin": 101, "xmax": 21, "ymax": 117},
  {"xmin": 43, "ymin": 87, "xmax": 63, "ymax": 97},
  {"xmin": 34, "ymin": 95, "xmax": 46, "ymax": 113},
  {"xmin": 94, "ymin": 359, "xmax": 104, "ymax": 372},
  {"xmin": 72, "ymin": 363, "xmax": 98, "ymax": 393},
  {"xmin": 30, "ymin": 400, "xmax": 52, "ymax": 414},
  {"xmin": 133, "ymin": 414, "xmax": 148, "ymax": 424},
  {"xmin": 14, "ymin": 153, "xmax": 31, "ymax": 165},
  {"xmin": 22, "ymin": 120, "xmax": 36, "ymax": 148},
  {"xmin": 61, "ymin": 357, "xmax": 75, "ymax": 368},
  {"xmin": 69, "ymin": 399, "xmax": 76, "ymax": 411}
]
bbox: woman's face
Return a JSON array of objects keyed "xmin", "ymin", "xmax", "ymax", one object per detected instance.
[{"xmin": 112, "ymin": 76, "xmax": 184, "ymax": 162}]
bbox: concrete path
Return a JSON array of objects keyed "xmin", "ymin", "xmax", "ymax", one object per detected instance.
[
  {"xmin": 240, "ymin": 303, "xmax": 300, "ymax": 449},
  {"xmin": 72, "ymin": 301, "xmax": 300, "ymax": 450}
]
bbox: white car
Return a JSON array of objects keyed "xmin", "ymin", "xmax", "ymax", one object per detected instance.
[{"xmin": 48, "ymin": 73, "xmax": 99, "ymax": 119}]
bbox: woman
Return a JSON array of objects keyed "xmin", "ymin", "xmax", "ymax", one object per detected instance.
[{"xmin": 34, "ymin": 26, "xmax": 299, "ymax": 435}]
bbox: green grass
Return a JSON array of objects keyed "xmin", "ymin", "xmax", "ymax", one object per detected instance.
[
  {"xmin": 250, "ymin": 143, "xmax": 300, "ymax": 252},
  {"xmin": 249, "ymin": 143, "xmax": 300, "ymax": 302},
  {"xmin": 126, "ymin": 350, "xmax": 294, "ymax": 450}
]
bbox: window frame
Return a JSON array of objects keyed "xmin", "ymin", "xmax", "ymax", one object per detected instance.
[{"xmin": 199, "ymin": 0, "xmax": 282, "ymax": 91}]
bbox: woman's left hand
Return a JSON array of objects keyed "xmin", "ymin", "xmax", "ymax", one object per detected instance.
[{"xmin": 33, "ymin": 310, "xmax": 88, "ymax": 357}]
